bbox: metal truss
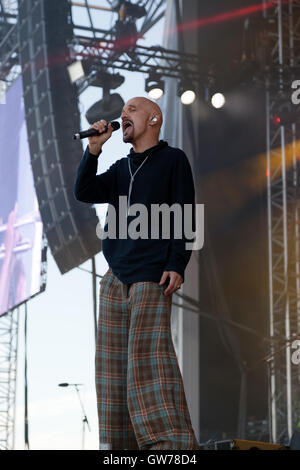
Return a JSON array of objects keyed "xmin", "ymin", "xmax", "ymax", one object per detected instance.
[
  {"xmin": 69, "ymin": 38, "xmax": 201, "ymax": 93},
  {"xmin": 0, "ymin": 0, "xmax": 18, "ymax": 89},
  {"xmin": 69, "ymin": 0, "xmax": 201, "ymax": 93},
  {"xmin": 1, "ymin": 0, "xmax": 201, "ymax": 98},
  {"xmin": 72, "ymin": 0, "xmax": 166, "ymax": 40},
  {"xmin": 0, "ymin": 308, "xmax": 19, "ymax": 450},
  {"xmin": 0, "ymin": 2, "xmax": 19, "ymax": 452},
  {"xmin": 263, "ymin": 0, "xmax": 300, "ymax": 445},
  {"xmin": 0, "ymin": 0, "xmax": 18, "ymax": 23}
]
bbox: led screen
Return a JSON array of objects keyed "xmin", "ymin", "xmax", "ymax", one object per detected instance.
[{"xmin": 0, "ymin": 75, "xmax": 45, "ymax": 316}]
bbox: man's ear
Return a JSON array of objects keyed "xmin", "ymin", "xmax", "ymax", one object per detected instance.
[{"xmin": 150, "ymin": 116, "xmax": 158, "ymax": 123}]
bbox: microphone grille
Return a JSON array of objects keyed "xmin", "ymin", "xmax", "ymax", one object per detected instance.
[{"xmin": 110, "ymin": 121, "xmax": 120, "ymax": 131}]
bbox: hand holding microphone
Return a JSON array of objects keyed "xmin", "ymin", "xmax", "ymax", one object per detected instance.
[
  {"xmin": 74, "ymin": 120, "xmax": 120, "ymax": 156},
  {"xmin": 88, "ymin": 119, "xmax": 114, "ymax": 156}
]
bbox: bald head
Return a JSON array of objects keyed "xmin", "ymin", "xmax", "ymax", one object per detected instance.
[
  {"xmin": 127, "ymin": 96, "xmax": 163, "ymax": 124},
  {"xmin": 122, "ymin": 97, "xmax": 163, "ymax": 129},
  {"xmin": 121, "ymin": 96, "xmax": 163, "ymax": 151}
]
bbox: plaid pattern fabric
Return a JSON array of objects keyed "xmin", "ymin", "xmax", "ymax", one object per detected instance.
[{"xmin": 95, "ymin": 267, "xmax": 200, "ymax": 450}]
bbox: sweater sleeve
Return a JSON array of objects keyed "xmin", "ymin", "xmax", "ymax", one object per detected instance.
[
  {"xmin": 163, "ymin": 149, "xmax": 196, "ymax": 283},
  {"xmin": 74, "ymin": 145, "xmax": 117, "ymax": 204}
]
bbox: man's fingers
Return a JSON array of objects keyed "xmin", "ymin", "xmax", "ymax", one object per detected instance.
[
  {"xmin": 163, "ymin": 272, "xmax": 182, "ymax": 296},
  {"xmin": 159, "ymin": 271, "xmax": 168, "ymax": 285},
  {"xmin": 163, "ymin": 280, "xmax": 177, "ymax": 296},
  {"xmin": 158, "ymin": 271, "xmax": 179, "ymax": 295},
  {"xmin": 90, "ymin": 120, "xmax": 108, "ymax": 133}
]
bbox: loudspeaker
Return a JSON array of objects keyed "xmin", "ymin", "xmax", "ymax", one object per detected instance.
[{"xmin": 18, "ymin": 0, "xmax": 101, "ymax": 274}]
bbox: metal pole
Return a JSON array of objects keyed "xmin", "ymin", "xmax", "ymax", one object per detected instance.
[
  {"xmin": 91, "ymin": 257, "xmax": 97, "ymax": 345},
  {"xmin": 71, "ymin": 2, "xmax": 112, "ymax": 12},
  {"xmin": 277, "ymin": 0, "xmax": 292, "ymax": 442},
  {"xmin": 12, "ymin": 307, "xmax": 20, "ymax": 450},
  {"xmin": 237, "ymin": 365, "xmax": 247, "ymax": 439},
  {"xmin": 82, "ymin": 413, "xmax": 85, "ymax": 450},
  {"xmin": 24, "ymin": 302, "xmax": 29, "ymax": 450},
  {"xmin": 0, "ymin": 307, "xmax": 19, "ymax": 450},
  {"xmin": 74, "ymin": 384, "xmax": 91, "ymax": 450},
  {"xmin": 265, "ymin": 81, "xmax": 276, "ymax": 442}
]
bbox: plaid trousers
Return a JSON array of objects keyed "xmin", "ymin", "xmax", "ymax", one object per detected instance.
[{"xmin": 95, "ymin": 267, "xmax": 200, "ymax": 450}]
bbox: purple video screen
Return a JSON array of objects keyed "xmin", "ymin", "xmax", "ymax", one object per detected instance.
[{"xmin": 0, "ymin": 75, "xmax": 45, "ymax": 316}]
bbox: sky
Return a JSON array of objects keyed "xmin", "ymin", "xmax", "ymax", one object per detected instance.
[{"xmin": 13, "ymin": 3, "xmax": 165, "ymax": 450}]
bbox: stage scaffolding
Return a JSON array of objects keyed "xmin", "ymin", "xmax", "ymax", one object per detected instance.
[
  {"xmin": 0, "ymin": 1, "xmax": 19, "ymax": 452},
  {"xmin": 263, "ymin": 0, "xmax": 300, "ymax": 445},
  {"xmin": 0, "ymin": 308, "xmax": 19, "ymax": 450}
]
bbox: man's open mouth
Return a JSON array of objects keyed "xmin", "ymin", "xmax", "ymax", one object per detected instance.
[{"xmin": 123, "ymin": 120, "xmax": 133, "ymax": 135}]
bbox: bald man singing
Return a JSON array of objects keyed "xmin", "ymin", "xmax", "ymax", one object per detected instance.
[{"xmin": 74, "ymin": 97, "xmax": 199, "ymax": 450}]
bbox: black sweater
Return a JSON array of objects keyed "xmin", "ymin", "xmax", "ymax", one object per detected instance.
[{"xmin": 74, "ymin": 139, "xmax": 196, "ymax": 285}]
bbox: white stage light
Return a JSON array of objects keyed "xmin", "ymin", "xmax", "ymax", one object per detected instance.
[
  {"xmin": 181, "ymin": 90, "xmax": 196, "ymax": 105},
  {"xmin": 145, "ymin": 73, "xmax": 164, "ymax": 101},
  {"xmin": 67, "ymin": 61, "xmax": 85, "ymax": 84},
  {"xmin": 148, "ymin": 87, "xmax": 164, "ymax": 100},
  {"xmin": 211, "ymin": 93, "xmax": 225, "ymax": 108}
]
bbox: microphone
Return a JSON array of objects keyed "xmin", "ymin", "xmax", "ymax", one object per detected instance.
[
  {"xmin": 58, "ymin": 383, "xmax": 83, "ymax": 387},
  {"xmin": 73, "ymin": 121, "xmax": 120, "ymax": 140}
]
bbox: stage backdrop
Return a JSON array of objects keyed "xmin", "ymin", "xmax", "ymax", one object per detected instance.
[{"xmin": 0, "ymin": 75, "xmax": 45, "ymax": 317}]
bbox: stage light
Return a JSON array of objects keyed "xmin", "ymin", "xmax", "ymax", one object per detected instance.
[
  {"xmin": 181, "ymin": 90, "xmax": 196, "ymax": 105},
  {"xmin": 177, "ymin": 80, "xmax": 196, "ymax": 105},
  {"xmin": 85, "ymin": 92, "xmax": 124, "ymax": 124},
  {"xmin": 211, "ymin": 92, "xmax": 225, "ymax": 108},
  {"xmin": 273, "ymin": 115, "xmax": 281, "ymax": 125},
  {"xmin": 84, "ymin": 70, "xmax": 125, "ymax": 123},
  {"xmin": 67, "ymin": 60, "xmax": 85, "ymax": 84},
  {"xmin": 148, "ymin": 87, "xmax": 164, "ymax": 100},
  {"xmin": 89, "ymin": 70, "xmax": 125, "ymax": 89},
  {"xmin": 83, "ymin": 70, "xmax": 125, "ymax": 124},
  {"xmin": 111, "ymin": 0, "xmax": 146, "ymax": 19},
  {"xmin": 145, "ymin": 73, "xmax": 164, "ymax": 100}
]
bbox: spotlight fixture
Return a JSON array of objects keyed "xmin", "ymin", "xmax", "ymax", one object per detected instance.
[
  {"xmin": 67, "ymin": 60, "xmax": 85, "ymax": 84},
  {"xmin": 211, "ymin": 92, "xmax": 226, "ymax": 109},
  {"xmin": 145, "ymin": 73, "xmax": 164, "ymax": 101},
  {"xmin": 114, "ymin": 16, "xmax": 138, "ymax": 52},
  {"xmin": 67, "ymin": 59, "xmax": 97, "ymax": 84},
  {"xmin": 177, "ymin": 80, "xmax": 196, "ymax": 105},
  {"xmin": 111, "ymin": 1, "xmax": 147, "ymax": 19},
  {"xmin": 85, "ymin": 92, "xmax": 125, "ymax": 124},
  {"xmin": 67, "ymin": 60, "xmax": 125, "ymax": 91},
  {"xmin": 83, "ymin": 70, "xmax": 125, "ymax": 123},
  {"xmin": 88, "ymin": 70, "xmax": 125, "ymax": 90}
]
